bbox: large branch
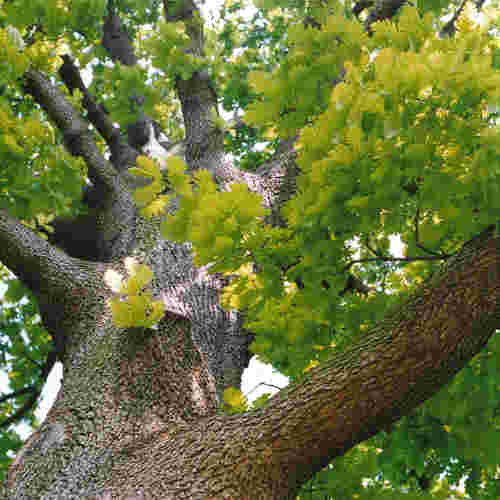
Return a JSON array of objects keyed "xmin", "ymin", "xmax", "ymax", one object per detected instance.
[
  {"xmin": 242, "ymin": 225, "xmax": 500, "ymax": 495},
  {"xmin": 57, "ymin": 54, "xmax": 139, "ymax": 173},
  {"xmin": 23, "ymin": 68, "xmax": 137, "ymax": 262},
  {"xmin": 0, "ymin": 208, "xmax": 109, "ymax": 357},
  {"xmin": 60, "ymin": 2, "xmax": 175, "ymax": 175},
  {"xmin": 0, "ymin": 210, "xmax": 76, "ymax": 295},
  {"xmin": 163, "ymin": 0, "xmax": 223, "ymax": 173},
  {"xmin": 211, "ymin": 139, "xmax": 300, "ymax": 227},
  {"xmin": 23, "ymin": 69, "xmax": 120, "ymax": 191},
  {"xmin": 102, "ymin": 0, "xmax": 137, "ymax": 66}
]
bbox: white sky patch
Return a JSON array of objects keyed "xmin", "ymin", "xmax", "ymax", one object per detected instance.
[
  {"xmin": 35, "ymin": 362, "xmax": 63, "ymax": 426},
  {"xmin": 241, "ymin": 356, "xmax": 289, "ymax": 403}
]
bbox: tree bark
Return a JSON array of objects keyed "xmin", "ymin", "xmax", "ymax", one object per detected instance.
[
  {"xmin": 2, "ymin": 0, "xmax": 500, "ymax": 498},
  {"xmin": 3, "ymin": 209, "xmax": 500, "ymax": 498}
]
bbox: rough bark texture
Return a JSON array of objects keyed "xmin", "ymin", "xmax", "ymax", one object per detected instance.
[{"xmin": 2, "ymin": 0, "xmax": 499, "ymax": 498}]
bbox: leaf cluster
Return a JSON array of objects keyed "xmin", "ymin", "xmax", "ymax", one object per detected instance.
[{"xmin": 108, "ymin": 259, "xmax": 165, "ymax": 329}]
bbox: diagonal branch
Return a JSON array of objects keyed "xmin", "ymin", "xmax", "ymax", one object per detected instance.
[
  {"xmin": 440, "ymin": 0, "xmax": 468, "ymax": 38},
  {"xmin": 23, "ymin": 68, "xmax": 119, "ymax": 191},
  {"xmin": 212, "ymin": 225, "xmax": 500, "ymax": 497},
  {"xmin": 23, "ymin": 67, "xmax": 137, "ymax": 261},
  {"xmin": 0, "ymin": 387, "xmax": 39, "ymax": 430},
  {"xmin": 0, "ymin": 387, "xmax": 36, "ymax": 406},
  {"xmin": 111, "ymin": 225, "xmax": 500, "ymax": 499},
  {"xmin": 58, "ymin": 54, "xmax": 139, "ymax": 173},
  {"xmin": 0, "ymin": 210, "xmax": 77, "ymax": 295}
]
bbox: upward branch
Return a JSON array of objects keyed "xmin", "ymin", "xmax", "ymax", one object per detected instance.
[
  {"xmin": 163, "ymin": 0, "xmax": 223, "ymax": 173},
  {"xmin": 57, "ymin": 54, "xmax": 139, "ymax": 173},
  {"xmin": 0, "ymin": 209, "xmax": 77, "ymax": 296},
  {"xmin": 23, "ymin": 69, "xmax": 120, "ymax": 192},
  {"xmin": 198, "ymin": 226, "xmax": 500, "ymax": 498},
  {"xmin": 23, "ymin": 67, "xmax": 137, "ymax": 262}
]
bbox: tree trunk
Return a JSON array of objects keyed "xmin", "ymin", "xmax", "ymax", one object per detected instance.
[
  {"xmin": 3, "ymin": 206, "xmax": 500, "ymax": 499},
  {"xmin": 2, "ymin": 0, "xmax": 500, "ymax": 498}
]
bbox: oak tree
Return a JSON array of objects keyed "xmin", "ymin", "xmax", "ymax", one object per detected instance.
[{"xmin": 1, "ymin": 0, "xmax": 500, "ymax": 498}]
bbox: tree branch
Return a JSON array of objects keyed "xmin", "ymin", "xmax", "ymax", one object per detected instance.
[
  {"xmin": 101, "ymin": 0, "xmax": 137, "ymax": 66},
  {"xmin": 440, "ymin": 0, "xmax": 468, "ymax": 38},
  {"xmin": 232, "ymin": 225, "xmax": 500, "ymax": 496},
  {"xmin": 162, "ymin": 0, "xmax": 222, "ymax": 173},
  {"xmin": 57, "ymin": 54, "xmax": 139, "ymax": 173},
  {"xmin": 0, "ymin": 210, "xmax": 76, "ymax": 294},
  {"xmin": 0, "ymin": 387, "xmax": 39, "ymax": 430},
  {"xmin": 23, "ymin": 68, "xmax": 119, "ymax": 191},
  {"xmin": 0, "ymin": 387, "xmax": 35, "ymax": 405},
  {"xmin": 0, "ymin": 350, "xmax": 56, "ymax": 429},
  {"xmin": 364, "ymin": 0, "xmax": 408, "ymax": 33}
]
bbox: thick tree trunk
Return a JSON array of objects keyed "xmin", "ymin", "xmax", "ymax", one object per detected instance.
[{"xmin": 2, "ymin": 216, "xmax": 500, "ymax": 499}]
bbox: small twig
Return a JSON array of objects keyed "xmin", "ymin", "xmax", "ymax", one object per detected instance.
[
  {"xmin": 0, "ymin": 387, "xmax": 40, "ymax": 429},
  {"xmin": 246, "ymin": 382, "xmax": 284, "ymax": 398},
  {"xmin": 0, "ymin": 386, "xmax": 36, "ymax": 405},
  {"xmin": 363, "ymin": 237, "xmax": 384, "ymax": 257},
  {"xmin": 344, "ymin": 255, "xmax": 445, "ymax": 272},
  {"xmin": 23, "ymin": 353, "xmax": 43, "ymax": 370},
  {"xmin": 339, "ymin": 273, "xmax": 371, "ymax": 296},
  {"xmin": 439, "ymin": 0, "xmax": 468, "ymax": 38},
  {"xmin": 0, "ymin": 350, "xmax": 57, "ymax": 429},
  {"xmin": 414, "ymin": 207, "xmax": 451, "ymax": 258}
]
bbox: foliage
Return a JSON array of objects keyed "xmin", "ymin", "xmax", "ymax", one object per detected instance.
[
  {"xmin": 0, "ymin": 0, "xmax": 500, "ymax": 497},
  {"xmin": 107, "ymin": 258, "xmax": 165, "ymax": 329},
  {"xmin": 0, "ymin": 270, "xmax": 51, "ymax": 480}
]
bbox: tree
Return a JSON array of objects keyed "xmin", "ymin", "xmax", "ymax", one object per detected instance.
[{"xmin": 1, "ymin": 0, "xmax": 500, "ymax": 497}]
